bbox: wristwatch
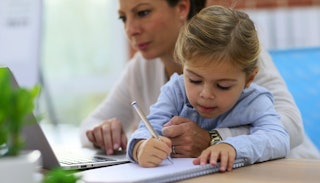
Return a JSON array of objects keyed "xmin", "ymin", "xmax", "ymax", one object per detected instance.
[{"xmin": 208, "ymin": 130, "xmax": 222, "ymax": 146}]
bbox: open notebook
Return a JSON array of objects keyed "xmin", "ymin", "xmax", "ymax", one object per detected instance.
[
  {"xmin": 1, "ymin": 66, "xmax": 129, "ymax": 170},
  {"xmin": 79, "ymin": 158, "xmax": 248, "ymax": 183}
]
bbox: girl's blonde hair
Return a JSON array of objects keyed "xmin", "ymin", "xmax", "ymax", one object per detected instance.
[{"xmin": 175, "ymin": 5, "xmax": 261, "ymax": 76}]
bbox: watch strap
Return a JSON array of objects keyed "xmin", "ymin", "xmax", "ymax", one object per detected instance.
[{"xmin": 209, "ymin": 130, "xmax": 222, "ymax": 146}]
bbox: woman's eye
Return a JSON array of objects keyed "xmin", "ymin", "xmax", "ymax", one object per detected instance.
[
  {"xmin": 137, "ymin": 10, "xmax": 151, "ymax": 17},
  {"xmin": 119, "ymin": 16, "xmax": 126, "ymax": 23},
  {"xmin": 189, "ymin": 79, "xmax": 202, "ymax": 84},
  {"xmin": 217, "ymin": 84, "xmax": 231, "ymax": 90}
]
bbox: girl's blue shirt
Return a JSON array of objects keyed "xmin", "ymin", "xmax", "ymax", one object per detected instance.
[{"xmin": 128, "ymin": 73, "xmax": 290, "ymax": 164}]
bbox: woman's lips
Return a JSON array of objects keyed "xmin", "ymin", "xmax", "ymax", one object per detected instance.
[{"xmin": 136, "ymin": 42, "xmax": 150, "ymax": 51}]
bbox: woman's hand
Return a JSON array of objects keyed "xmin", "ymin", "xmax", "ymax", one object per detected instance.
[
  {"xmin": 162, "ymin": 116, "xmax": 211, "ymax": 158},
  {"xmin": 193, "ymin": 143, "xmax": 236, "ymax": 172},
  {"xmin": 86, "ymin": 118, "xmax": 127, "ymax": 155},
  {"xmin": 135, "ymin": 137, "xmax": 172, "ymax": 167}
]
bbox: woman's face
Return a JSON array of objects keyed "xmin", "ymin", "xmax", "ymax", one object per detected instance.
[{"xmin": 118, "ymin": 0, "xmax": 187, "ymax": 59}]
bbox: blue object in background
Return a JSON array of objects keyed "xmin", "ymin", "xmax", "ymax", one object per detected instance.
[{"xmin": 270, "ymin": 47, "xmax": 320, "ymax": 150}]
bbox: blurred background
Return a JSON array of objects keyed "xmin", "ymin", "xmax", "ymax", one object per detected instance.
[
  {"xmin": 1, "ymin": 0, "xmax": 319, "ymax": 134},
  {"xmin": 1, "ymin": 0, "xmax": 127, "ymax": 127}
]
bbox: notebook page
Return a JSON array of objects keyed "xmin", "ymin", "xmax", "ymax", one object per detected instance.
[{"xmin": 80, "ymin": 158, "xmax": 247, "ymax": 183}]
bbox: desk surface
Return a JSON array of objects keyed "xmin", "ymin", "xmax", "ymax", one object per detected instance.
[
  {"xmin": 41, "ymin": 124, "xmax": 320, "ymax": 183},
  {"xmin": 179, "ymin": 158, "xmax": 320, "ymax": 183}
]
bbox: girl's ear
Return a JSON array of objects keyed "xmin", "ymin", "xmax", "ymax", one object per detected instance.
[
  {"xmin": 245, "ymin": 67, "xmax": 259, "ymax": 88},
  {"xmin": 177, "ymin": 0, "xmax": 190, "ymax": 20}
]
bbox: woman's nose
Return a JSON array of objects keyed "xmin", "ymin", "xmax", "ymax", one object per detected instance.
[{"xmin": 125, "ymin": 18, "xmax": 141, "ymax": 37}]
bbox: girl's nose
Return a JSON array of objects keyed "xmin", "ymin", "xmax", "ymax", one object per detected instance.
[{"xmin": 200, "ymin": 85, "xmax": 215, "ymax": 100}]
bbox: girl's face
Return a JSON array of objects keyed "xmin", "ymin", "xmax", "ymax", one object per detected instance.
[
  {"xmin": 118, "ymin": 0, "xmax": 188, "ymax": 59},
  {"xmin": 184, "ymin": 60, "xmax": 255, "ymax": 118}
]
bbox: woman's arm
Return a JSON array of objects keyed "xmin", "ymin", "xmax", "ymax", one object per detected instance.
[
  {"xmin": 79, "ymin": 62, "xmax": 136, "ymax": 148},
  {"xmin": 80, "ymin": 53, "xmax": 166, "ymax": 150},
  {"xmin": 254, "ymin": 48, "xmax": 303, "ymax": 148},
  {"xmin": 79, "ymin": 53, "xmax": 147, "ymax": 149}
]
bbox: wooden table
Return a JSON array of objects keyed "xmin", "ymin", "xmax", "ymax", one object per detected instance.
[
  {"xmin": 179, "ymin": 158, "xmax": 320, "ymax": 183},
  {"xmin": 41, "ymin": 124, "xmax": 320, "ymax": 183}
]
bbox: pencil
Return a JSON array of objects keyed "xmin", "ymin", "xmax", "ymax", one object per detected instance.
[{"xmin": 131, "ymin": 101, "xmax": 174, "ymax": 164}]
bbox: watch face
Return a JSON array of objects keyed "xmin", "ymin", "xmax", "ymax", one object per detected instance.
[{"xmin": 209, "ymin": 130, "xmax": 222, "ymax": 145}]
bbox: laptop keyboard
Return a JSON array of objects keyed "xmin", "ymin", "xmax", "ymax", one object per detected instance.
[{"xmin": 59, "ymin": 154, "xmax": 116, "ymax": 165}]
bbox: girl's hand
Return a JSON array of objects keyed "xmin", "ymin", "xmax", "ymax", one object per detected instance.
[
  {"xmin": 193, "ymin": 143, "xmax": 236, "ymax": 172},
  {"xmin": 135, "ymin": 136, "xmax": 172, "ymax": 167}
]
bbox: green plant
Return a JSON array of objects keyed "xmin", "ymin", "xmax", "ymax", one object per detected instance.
[
  {"xmin": 43, "ymin": 168, "xmax": 81, "ymax": 183},
  {"xmin": 0, "ymin": 68, "xmax": 40, "ymax": 156}
]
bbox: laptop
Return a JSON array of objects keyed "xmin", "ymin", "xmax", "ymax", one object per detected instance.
[{"xmin": 2, "ymin": 66, "xmax": 129, "ymax": 170}]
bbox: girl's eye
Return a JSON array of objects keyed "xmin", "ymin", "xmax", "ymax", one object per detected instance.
[
  {"xmin": 189, "ymin": 79, "xmax": 202, "ymax": 84},
  {"xmin": 217, "ymin": 84, "xmax": 231, "ymax": 90},
  {"xmin": 137, "ymin": 10, "xmax": 151, "ymax": 17}
]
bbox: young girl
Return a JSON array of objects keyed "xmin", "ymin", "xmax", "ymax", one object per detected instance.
[{"xmin": 127, "ymin": 5, "xmax": 289, "ymax": 171}]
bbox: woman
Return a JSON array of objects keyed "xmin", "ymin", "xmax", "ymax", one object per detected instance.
[{"xmin": 80, "ymin": 0, "xmax": 319, "ymax": 158}]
